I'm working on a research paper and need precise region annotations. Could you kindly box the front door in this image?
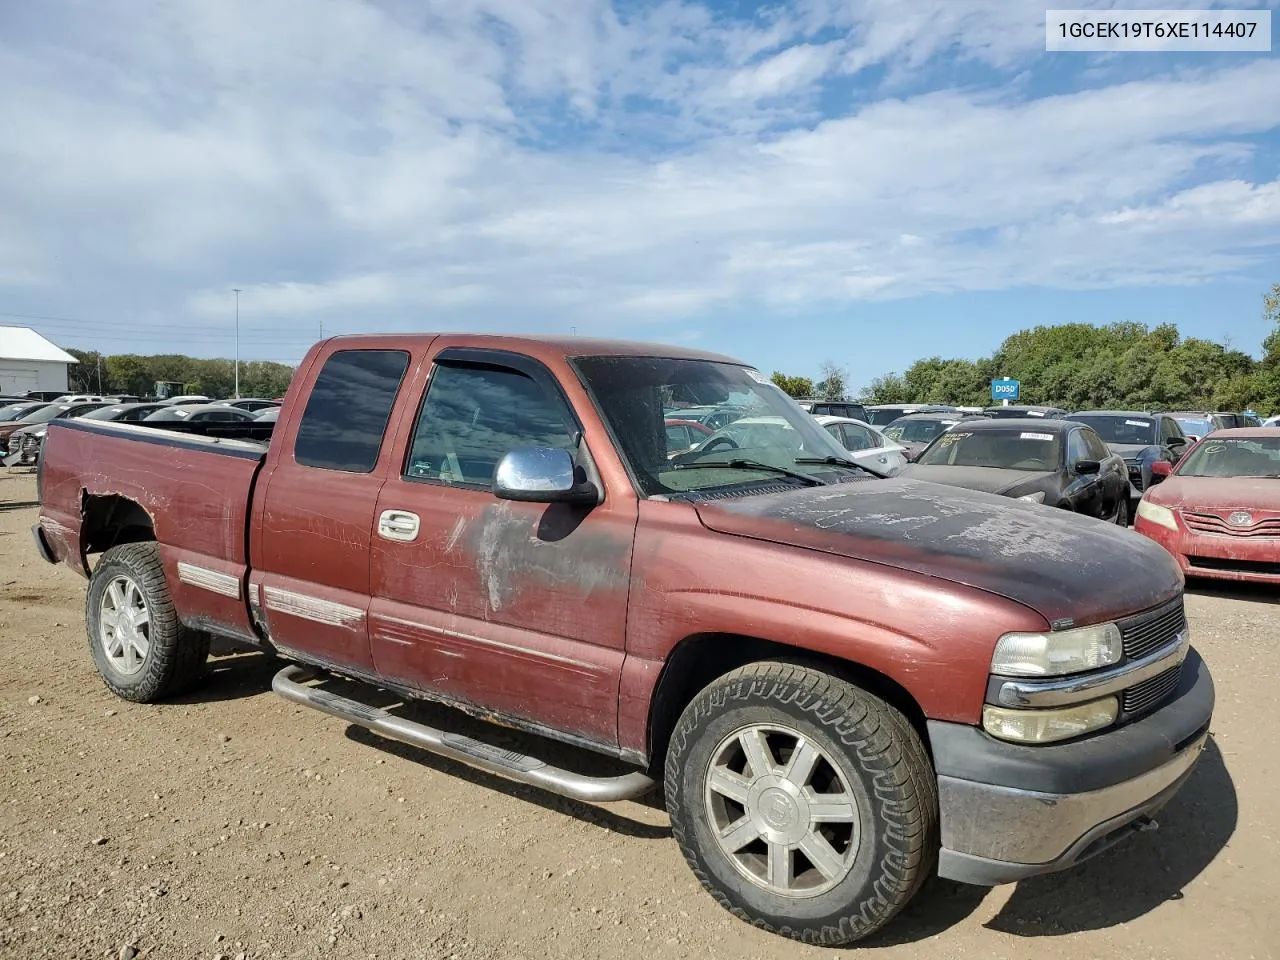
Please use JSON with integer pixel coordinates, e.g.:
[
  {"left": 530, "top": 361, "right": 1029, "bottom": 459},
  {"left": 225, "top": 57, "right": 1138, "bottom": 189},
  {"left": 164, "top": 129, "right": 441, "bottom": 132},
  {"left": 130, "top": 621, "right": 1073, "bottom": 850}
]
[{"left": 368, "top": 350, "right": 637, "bottom": 749}]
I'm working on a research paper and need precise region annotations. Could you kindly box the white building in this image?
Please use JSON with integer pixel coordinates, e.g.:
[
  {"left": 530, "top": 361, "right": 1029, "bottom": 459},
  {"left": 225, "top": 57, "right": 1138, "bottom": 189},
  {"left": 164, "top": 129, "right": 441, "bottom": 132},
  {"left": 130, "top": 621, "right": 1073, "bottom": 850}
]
[{"left": 0, "top": 326, "right": 78, "bottom": 396}]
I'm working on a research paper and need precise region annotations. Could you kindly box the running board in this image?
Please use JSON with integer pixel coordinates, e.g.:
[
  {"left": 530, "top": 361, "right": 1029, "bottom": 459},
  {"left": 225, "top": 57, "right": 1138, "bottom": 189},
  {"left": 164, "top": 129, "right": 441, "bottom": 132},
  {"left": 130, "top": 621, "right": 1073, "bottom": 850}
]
[{"left": 271, "top": 665, "right": 655, "bottom": 803}]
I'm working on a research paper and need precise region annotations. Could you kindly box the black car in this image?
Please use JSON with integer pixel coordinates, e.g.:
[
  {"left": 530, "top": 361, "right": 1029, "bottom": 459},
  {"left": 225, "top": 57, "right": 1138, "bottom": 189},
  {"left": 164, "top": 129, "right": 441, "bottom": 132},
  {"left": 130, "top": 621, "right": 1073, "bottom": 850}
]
[
  {"left": 900, "top": 418, "right": 1131, "bottom": 523},
  {"left": 982, "top": 404, "right": 1068, "bottom": 419},
  {"left": 795, "top": 399, "right": 869, "bottom": 422},
  {"left": 863, "top": 403, "right": 956, "bottom": 427},
  {"left": 880, "top": 411, "right": 988, "bottom": 460},
  {"left": 1063, "top": 410, "right": 1189, "bottom": 501},
  {"left": 3, "top": 401, "right": 113, "bottom": 466},
  {"left": 79, "top": 402, "right": 169, "bottom": 423}
]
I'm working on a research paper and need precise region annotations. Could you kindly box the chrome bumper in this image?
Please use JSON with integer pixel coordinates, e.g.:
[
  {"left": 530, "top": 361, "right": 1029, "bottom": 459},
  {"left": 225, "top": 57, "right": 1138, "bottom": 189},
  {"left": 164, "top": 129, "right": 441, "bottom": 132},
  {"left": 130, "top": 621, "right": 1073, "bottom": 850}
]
[
  {"left": 931, "top": 647, "right": 1213, "bottom": 886},
  {"left": 936, "top": 730, "right": 1206, "bottom": 884}
]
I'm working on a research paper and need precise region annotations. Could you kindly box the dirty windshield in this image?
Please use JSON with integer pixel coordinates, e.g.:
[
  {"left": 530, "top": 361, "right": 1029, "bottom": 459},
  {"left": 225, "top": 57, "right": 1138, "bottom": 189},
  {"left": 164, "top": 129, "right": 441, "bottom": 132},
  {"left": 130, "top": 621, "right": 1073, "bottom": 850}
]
[
  {"left": 1069, "top": 415, "right": 1155, "bottom": 445},
  {"left": 572, "top": 356, "right": 866, "bottom": 496},
  {"left": 916, "top": 428, "right": 1061, "bottom": 470},
  {"left": 1176, "top": 437, "right": 1280, "bottom": 478}
]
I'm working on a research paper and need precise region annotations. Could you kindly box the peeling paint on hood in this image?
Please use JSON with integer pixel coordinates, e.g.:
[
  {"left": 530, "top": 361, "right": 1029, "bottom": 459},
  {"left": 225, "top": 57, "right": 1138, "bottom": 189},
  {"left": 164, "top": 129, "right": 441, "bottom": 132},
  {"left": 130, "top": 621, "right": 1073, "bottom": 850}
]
[{"left": 695, "top": 478, "right": 1182, "bottom": 625}]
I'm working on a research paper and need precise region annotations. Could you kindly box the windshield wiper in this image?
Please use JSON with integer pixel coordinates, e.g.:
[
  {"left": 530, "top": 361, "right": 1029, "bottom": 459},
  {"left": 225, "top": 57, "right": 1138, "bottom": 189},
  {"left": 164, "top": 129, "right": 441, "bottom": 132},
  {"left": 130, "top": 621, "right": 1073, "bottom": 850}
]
[
  {"left": 673, "top": 459, "right": 827, "bottom": 486},
  {"left": 793, "top": 455, "right": 883, "bottom": 478}
]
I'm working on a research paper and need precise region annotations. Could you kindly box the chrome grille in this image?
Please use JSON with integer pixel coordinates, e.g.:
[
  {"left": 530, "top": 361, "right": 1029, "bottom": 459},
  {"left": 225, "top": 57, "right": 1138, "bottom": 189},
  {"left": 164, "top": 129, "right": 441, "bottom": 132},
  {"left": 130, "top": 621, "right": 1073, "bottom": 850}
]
[
  {"left": 1182, "top": 511, "right": 1280, "bottom": 538},
  {"left": 1118, "top": 597, "right": 1185, "bottom": 661},
  {"left": 1122, "top": 666, "right": 1182, "bottom": 715}
]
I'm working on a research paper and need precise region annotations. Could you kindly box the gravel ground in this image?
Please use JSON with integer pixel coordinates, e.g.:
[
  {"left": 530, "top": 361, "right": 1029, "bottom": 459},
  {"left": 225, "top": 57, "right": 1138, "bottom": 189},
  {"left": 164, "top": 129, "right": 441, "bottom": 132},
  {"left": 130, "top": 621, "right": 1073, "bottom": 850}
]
[{"left": 2, "top": 470, "right": 1278, "bottom": 960}]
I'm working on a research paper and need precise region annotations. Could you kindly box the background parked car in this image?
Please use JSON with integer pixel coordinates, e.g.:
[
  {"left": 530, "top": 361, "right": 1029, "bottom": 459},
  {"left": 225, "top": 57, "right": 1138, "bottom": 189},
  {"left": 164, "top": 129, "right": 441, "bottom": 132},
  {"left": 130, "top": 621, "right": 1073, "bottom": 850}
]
[
  {"left": 862, "top": 403, "right": 956, "bottom": 426},
  {"left": 212, "top": 398, "right": 280, "bottom": 412},
  {"left": 664, "top": 418, "right": 715, "bottom": 457},
  {"left": 1265, "top": 415, "right": 1280, "bottom": 428},
  {"left": 795, "top": 399, "right": 869, "bottom": 421},
  {"left": 156, "top": 395, "right": 212, "bottom": 406},
  {"left": 880, "top": 411, "right": 989, "bottom": 461},
  {"left": 3, "top": 401, "right": 113, "bottom": 466},
  {"left": 143, "top": 404, "right": 258, "bottom": 425},
  {"left": 812, "top": 415, "right": 908, "bottom": 474},
  {"left": 1135, "top": 427, "right": 1280, "bottom": 583},
  {"left": 254, "top": 406, "right": 280, "bottom": 423},
  {"left": 1064, "top": 410, "right": 1190, "bottom": 503},
  {"left": 982, "top": 404, "right": 1068, "bottom": 419},
  {"left": 79, "top": 402, "right": 168, "bottom": 423},
  {"left": 1170, "top": 415, "right": 1216, "bottom": 442},
  {"left": 900, "top": 418, "right": 1130, "bottom": 523},
  {"left": 0, "top": 401, "right": 50, "bottom": 423}
]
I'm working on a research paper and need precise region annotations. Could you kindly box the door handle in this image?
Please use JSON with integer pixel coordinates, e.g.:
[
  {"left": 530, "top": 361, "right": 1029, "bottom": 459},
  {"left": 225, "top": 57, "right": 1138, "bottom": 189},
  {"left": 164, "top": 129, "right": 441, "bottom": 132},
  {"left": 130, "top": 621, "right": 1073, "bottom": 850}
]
[{"left": 378, "top": 509, "right": 421, "bottom": 542}]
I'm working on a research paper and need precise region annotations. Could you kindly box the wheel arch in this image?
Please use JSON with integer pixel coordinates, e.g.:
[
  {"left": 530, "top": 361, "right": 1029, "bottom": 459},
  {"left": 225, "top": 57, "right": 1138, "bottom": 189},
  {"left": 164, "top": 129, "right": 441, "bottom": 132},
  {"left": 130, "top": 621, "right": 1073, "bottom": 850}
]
[
  {"left": 80, "top": 492, "right": 156, "bottom": 560},
  {"left": 644, "top": 632, "right": 931, "bottom": 774}
]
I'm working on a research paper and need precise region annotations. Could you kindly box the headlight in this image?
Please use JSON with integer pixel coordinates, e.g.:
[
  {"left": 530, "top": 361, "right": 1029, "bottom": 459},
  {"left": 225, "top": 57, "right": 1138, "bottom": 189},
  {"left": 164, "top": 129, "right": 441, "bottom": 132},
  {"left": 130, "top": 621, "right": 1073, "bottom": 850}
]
[
  {"left": 1018, "top": 491, "right": 1045, "bottom": 503},
  {"left": 1136, "top": 499, "right": 1177, "bottom": 531},
  {"left": 991, "top": 621, "right": 1122, "bottom": 677},
  {"left": 982, "top": 697, "right": 1118, "bottom": 744}
]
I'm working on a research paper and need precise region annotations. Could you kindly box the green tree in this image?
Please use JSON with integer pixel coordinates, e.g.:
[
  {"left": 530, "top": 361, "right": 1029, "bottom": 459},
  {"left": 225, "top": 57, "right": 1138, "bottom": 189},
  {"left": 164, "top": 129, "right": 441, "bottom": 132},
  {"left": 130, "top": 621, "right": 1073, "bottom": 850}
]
[
  {"left": 770, "top": 372, "right": 814, "bottom": 398},
  {"left": 859, "top": 373, "right": 910, "bottom": 403},
  {"left": 814, "top": 360, "right": 849, "bottom": 400}
]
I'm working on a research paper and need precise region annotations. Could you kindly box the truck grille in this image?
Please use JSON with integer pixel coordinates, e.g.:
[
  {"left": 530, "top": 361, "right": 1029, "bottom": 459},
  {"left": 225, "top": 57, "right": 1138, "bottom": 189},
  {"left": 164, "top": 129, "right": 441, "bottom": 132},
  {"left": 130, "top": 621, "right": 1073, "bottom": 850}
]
[
  {"left": 1182, "top": 511, "right": 1280, "bottom": 538},
  {"left": 1122, "top": 666, "right": 1182, "bottom": 715},
  {"left": 1117, "top": 596, "right": 1185, "bottom": 660}
]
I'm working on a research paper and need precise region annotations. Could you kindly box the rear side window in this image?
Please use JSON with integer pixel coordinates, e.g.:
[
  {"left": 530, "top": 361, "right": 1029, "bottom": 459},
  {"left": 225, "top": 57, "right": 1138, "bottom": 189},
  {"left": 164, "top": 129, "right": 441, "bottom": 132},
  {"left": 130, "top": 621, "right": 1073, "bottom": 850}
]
[{"left": 294, "top": 349, "right": 410, "bottom": 472}]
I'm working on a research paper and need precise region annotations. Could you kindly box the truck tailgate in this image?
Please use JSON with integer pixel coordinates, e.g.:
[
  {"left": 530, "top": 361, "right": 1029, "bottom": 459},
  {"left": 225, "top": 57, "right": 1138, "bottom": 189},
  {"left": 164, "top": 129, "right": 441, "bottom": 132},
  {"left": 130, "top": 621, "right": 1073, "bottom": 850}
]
[{"left": 38, "top": 418, "right": 267, "bottom": 642}]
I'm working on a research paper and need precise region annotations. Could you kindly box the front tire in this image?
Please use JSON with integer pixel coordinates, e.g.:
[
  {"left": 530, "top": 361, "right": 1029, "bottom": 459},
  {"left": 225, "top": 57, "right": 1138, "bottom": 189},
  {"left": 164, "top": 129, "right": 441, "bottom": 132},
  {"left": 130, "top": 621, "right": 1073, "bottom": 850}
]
[
  {"left": 664, "top": 662, "right": 937, "bottom": 946},
  {"left": 86, "top": 542, "right": 211, "bottom": 702},
  {"left": 1115, "top": 497, "right": 1130, "bottom": 526}
]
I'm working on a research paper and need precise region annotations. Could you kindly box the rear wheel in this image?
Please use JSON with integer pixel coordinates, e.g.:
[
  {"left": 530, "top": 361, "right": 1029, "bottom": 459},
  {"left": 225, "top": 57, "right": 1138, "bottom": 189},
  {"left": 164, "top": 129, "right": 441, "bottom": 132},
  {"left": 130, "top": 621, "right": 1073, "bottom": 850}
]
[
  {"left": 664, "top": 662, "right": 937, "bottom": 946},
  {"left": 86, "top": 542, "right": 210, "bottom": 702}
]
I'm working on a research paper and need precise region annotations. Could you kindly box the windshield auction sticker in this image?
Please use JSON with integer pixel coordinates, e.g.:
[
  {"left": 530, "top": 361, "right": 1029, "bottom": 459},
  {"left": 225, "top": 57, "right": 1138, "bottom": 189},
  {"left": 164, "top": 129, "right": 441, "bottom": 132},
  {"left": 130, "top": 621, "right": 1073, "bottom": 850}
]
[
  {"left": 1020, "top": 432, "right": 1055, "bottom": 441},
  {"left": 1046, "top": 10, "right": 1271, "bottom": 51}
]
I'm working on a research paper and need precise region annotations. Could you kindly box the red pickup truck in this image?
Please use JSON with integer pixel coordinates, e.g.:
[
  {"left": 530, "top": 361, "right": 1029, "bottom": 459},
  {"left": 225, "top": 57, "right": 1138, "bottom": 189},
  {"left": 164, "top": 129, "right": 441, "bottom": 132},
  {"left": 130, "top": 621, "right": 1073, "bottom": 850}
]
[{"left": 33, "top": 334, "right": 1213, "bottom": 946}]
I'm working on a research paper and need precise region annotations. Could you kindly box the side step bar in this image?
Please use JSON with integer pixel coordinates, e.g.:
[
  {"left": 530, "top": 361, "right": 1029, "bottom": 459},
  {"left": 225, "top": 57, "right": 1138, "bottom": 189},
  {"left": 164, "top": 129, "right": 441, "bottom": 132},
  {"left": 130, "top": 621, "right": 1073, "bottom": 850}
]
[{"left": 271, "top": 665, "right": 655, "bottom": 803}]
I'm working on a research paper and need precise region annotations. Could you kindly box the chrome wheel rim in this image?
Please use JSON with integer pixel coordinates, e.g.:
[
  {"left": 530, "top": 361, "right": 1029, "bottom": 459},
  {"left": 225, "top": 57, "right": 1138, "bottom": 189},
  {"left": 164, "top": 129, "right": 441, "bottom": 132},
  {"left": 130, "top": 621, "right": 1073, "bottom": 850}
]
[
  {"left": 704, "top": 723, "right": 860, "bottom": 898},
  {"left": 99, "top": 575, "right": 150, "bottom": 675}
]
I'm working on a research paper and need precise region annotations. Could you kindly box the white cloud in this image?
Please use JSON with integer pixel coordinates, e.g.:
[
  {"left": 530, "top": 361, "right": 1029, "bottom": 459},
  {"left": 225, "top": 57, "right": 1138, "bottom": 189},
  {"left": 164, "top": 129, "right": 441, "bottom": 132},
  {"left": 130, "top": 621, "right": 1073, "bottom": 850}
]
[{"left": 0, "top": 0, "right": 1277, "bottom": 356}]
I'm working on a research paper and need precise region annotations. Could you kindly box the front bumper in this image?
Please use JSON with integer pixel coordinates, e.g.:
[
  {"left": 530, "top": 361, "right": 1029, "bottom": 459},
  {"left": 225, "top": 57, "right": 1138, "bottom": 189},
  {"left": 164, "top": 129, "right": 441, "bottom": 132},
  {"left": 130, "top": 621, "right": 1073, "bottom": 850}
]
[
  {"left": 930, "top": 647, "right": 1213, "bottom": 886},
  {"left": 1136, "top": 515, "right": 1280, "bottom": 584}
]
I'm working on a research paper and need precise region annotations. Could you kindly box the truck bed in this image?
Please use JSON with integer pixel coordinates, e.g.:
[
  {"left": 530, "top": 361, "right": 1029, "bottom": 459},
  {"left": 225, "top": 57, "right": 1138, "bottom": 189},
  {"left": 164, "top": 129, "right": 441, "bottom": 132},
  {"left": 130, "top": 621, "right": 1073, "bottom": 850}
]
[{"left": 37, "top": 417, "right": 267, "bottom": 642}]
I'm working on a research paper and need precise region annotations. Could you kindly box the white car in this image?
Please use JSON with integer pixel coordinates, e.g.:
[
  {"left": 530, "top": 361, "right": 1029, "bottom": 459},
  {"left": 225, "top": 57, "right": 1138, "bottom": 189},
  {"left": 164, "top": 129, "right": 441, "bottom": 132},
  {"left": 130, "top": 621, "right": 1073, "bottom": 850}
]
[
  {"left": 1265, "top": 415, "right": 1280, "bottom": 428},
  {"left": 812, "top": 415, "right": 909, "bottom": 475}
]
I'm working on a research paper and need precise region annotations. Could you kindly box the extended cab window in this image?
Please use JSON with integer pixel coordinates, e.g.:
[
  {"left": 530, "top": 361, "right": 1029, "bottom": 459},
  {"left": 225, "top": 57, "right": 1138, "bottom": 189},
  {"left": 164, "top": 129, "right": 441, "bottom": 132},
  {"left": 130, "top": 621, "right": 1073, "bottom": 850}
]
[
  {"left": 294, "top": 349, "right": 410, "bottom": 472},
  {"left": 405, "top": 362, "right": 577, "bottom": 486}
]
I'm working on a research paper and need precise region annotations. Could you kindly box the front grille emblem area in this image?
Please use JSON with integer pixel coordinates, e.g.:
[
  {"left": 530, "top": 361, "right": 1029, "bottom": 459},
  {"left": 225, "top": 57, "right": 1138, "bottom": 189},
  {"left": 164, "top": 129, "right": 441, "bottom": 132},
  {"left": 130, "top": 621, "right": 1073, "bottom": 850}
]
[{"left": 1228, "top": 511, "right": 1253, "bottom": 527}]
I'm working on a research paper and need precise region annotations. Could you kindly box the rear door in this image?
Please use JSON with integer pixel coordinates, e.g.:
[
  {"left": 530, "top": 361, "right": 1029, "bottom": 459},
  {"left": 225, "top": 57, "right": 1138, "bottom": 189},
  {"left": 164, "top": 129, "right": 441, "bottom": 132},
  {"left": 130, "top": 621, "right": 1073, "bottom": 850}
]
[
  {"left": 367, "top": 347, "right": 637, "bottom": 749},
  {"left": 250, "top": 346, "right": 416, "bottom": 673}
]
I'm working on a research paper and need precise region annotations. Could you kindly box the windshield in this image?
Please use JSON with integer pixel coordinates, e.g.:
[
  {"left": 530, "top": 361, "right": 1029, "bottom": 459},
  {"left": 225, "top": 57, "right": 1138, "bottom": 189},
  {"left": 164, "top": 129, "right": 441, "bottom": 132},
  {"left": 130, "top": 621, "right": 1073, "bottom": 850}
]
[
  {"left": 0, "top": 403, "right": 39, "bottom": 422},
  {"left": 865, "top": 408, "right": 909, "bottom": 426},
  {"left": 1175, "top": 437, "right": 1280, "bottom": 478},
  {"left": 916, "top": 428, "right": 1062, "bottom": 470},
  {"left": 883, "top": 418, "right": 959, "bottom": 443},
  {"left": 1067, "top": 415, "right": 1155, "bottom": 445},
  {"left": 572, "top": 356, "right": 868, "bottom": 496},
  {"left": 19, "top": 404, "right": 71, "bottom": 424},
  {"left": 1173, "top": 417, "right": 1214, "bottom": 437}
]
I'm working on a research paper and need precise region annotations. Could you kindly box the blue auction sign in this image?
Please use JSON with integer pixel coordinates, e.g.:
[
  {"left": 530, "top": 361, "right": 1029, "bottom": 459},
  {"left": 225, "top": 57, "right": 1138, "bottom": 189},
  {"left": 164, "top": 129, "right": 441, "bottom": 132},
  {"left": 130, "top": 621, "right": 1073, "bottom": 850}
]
[{"left": 991, "top": 378, "right": 1020, "bottom": 402}]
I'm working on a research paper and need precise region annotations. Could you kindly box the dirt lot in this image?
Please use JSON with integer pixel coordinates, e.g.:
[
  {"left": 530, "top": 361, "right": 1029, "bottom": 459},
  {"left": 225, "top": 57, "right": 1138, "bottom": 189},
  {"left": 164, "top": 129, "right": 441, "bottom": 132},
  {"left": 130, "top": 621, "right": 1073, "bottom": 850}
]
[{"left": 2, "top": 470, "right": 1278, "bottom": 960}]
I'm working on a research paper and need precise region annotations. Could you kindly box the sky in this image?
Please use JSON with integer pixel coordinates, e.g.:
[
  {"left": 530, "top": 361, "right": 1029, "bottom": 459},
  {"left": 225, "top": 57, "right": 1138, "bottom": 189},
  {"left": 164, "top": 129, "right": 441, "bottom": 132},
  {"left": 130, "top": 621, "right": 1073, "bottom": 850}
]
[{"left": 0, "top": 0, "right": 1278, "bottom": 390}]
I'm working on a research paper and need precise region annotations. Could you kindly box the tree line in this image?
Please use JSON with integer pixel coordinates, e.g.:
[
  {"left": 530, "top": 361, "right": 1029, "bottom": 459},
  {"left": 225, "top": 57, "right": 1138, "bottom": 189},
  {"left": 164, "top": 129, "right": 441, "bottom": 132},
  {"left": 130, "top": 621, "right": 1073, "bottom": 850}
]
[
  {"left": 65, "top": 349, "right": 295, "bottom": 400},
  {"left": 772, "top": 282, "right": 1280, "bottom": 414}
]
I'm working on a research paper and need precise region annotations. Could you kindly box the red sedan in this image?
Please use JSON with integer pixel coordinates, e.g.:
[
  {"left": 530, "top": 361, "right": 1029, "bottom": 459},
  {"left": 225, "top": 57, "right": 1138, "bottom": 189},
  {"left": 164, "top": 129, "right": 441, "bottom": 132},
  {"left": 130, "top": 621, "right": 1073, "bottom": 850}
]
[{"left": 1134, "top": 427, "right": 1280, "bottom": 583}]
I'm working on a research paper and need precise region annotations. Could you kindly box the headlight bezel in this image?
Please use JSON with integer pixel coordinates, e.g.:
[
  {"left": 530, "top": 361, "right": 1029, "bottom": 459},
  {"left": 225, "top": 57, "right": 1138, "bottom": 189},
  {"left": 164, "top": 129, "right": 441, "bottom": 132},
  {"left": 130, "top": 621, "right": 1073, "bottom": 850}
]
[
  {"left": 991, "top": 621, "right": 1123, "bottom": 678},
  {"left": 1136, "top": 498, "right": 1178, "bottom": 530}
]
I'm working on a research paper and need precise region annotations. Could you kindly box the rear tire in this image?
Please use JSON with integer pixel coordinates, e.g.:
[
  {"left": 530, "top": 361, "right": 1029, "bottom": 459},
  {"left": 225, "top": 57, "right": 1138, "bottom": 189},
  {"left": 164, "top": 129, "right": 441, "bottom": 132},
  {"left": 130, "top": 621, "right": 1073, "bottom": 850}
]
[
  {"left": 664, "top": 662, "right": 937, "bottom": 946},
  {"left": 86, "top": 542, "right": 211, "bottom": 702}
]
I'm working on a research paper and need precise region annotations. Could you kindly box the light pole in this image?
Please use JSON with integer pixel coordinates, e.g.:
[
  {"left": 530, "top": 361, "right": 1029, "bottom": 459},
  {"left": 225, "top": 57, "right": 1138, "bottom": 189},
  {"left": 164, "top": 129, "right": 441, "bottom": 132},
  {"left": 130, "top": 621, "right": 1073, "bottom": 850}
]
[{"left": 232, "top": 288, "right": 241, "bottom": 399}]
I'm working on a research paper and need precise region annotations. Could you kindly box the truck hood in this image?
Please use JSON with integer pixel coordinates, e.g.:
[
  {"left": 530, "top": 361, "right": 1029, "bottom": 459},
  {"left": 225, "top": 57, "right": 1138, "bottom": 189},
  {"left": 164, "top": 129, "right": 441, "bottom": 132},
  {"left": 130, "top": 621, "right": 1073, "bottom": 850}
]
[
  {"left": 694, "top": 478, "right": 1181, "bottom": 625},
  {"left": 898, "top": 464, "right": 1056, "bottom": 496}
]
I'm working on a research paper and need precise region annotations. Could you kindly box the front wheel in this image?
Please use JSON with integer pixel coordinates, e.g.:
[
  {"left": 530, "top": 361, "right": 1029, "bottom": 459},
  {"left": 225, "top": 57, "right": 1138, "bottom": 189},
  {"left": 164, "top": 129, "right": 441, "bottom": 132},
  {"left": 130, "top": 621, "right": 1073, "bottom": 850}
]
[
  {"left": 1113, "top": 496, "right": 1130, "bottom": 526},
  {"left": 86, "top": 542, "right": 211, "bottom": 702},
  {"left": 664, "top": 662, "right": 938, "bottom": 946}
]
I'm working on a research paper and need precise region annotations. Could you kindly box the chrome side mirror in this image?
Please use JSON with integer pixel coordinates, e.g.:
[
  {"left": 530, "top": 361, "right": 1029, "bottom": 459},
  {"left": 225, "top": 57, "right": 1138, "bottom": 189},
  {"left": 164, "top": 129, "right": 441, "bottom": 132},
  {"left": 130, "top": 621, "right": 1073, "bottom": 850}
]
[{"left": 493, "top": 447, "right": 599, "bottom": 505}]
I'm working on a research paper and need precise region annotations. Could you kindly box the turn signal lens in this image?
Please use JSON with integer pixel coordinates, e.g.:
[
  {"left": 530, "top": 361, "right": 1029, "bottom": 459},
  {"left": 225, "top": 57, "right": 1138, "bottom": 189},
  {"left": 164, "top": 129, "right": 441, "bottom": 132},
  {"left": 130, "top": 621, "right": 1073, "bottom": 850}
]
[{"left": 982, "top": 697, "right": 1119, "bottom": 744}]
